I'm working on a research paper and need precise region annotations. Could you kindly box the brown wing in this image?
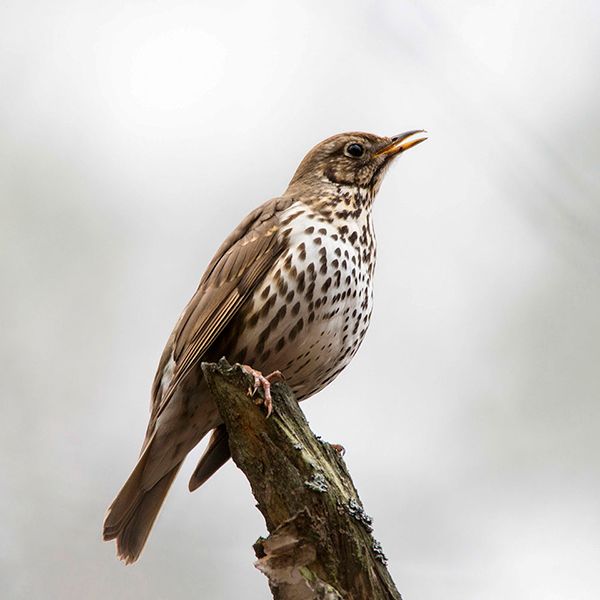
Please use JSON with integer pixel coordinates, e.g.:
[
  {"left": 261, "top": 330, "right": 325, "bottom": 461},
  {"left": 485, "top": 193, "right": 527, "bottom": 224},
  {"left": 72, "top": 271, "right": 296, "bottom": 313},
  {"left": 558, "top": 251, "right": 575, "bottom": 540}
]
[{"left": 149, "top": 196, "right": 294, "bottom": 421}]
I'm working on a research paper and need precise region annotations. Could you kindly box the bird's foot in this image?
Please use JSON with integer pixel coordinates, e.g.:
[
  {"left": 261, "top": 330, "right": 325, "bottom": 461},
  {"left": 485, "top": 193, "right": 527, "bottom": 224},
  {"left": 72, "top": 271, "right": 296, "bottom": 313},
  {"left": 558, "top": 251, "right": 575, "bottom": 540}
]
[
  {"left": 331, "top": 444, "right": 346, "bottom": 456},
  {"left": 242, "top": 365, "right": 285, "bottom": 418}
]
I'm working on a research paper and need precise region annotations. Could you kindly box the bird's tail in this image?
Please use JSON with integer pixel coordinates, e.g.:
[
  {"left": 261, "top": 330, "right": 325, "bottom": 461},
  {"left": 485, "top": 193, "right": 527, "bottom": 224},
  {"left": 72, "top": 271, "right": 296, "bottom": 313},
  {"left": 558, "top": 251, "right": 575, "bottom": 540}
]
[
  {"left": 188, "top": 425, "right": 231, "bottom": 491},
  {"left": 103, "top": 441, "right": 182, "bottom": 565}
]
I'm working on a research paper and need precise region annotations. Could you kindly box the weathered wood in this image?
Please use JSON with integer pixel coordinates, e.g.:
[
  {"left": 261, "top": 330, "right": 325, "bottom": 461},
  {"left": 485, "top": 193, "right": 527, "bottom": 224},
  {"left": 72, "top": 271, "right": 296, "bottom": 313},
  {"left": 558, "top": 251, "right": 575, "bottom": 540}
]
[{"left": 201, "top": 359, "right": 402, "bottom": 600}]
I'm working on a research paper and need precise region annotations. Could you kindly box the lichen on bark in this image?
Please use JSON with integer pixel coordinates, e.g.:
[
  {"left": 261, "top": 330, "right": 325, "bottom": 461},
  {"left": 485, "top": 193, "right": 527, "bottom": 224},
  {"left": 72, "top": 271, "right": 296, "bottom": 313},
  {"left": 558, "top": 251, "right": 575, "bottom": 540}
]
[{"left": 201, "top": 359, "right": 402, "bottom": 600}]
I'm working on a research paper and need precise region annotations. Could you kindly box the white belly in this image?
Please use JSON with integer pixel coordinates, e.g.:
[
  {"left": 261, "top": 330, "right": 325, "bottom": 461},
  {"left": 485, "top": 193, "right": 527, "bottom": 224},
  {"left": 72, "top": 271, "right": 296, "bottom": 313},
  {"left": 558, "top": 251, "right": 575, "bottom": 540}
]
[{"left": 233, "top": 202, "right": 376, "bottom": 400}]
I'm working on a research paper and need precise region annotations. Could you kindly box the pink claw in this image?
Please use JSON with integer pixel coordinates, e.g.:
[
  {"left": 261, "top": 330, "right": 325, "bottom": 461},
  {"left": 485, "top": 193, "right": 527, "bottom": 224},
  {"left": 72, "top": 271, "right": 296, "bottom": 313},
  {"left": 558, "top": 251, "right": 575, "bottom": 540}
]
[
  {"left": 241, "top": 366, "right": 284, "bottom": 417},
  {"left": 331, "top": 444, "right": 346, "bottom": 456}
]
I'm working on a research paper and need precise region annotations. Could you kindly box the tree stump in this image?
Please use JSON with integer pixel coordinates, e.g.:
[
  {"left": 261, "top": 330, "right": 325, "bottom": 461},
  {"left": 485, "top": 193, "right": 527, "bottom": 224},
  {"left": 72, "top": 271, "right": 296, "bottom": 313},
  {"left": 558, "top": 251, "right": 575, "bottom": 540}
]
[{"left": 201, "top": 358, "right": 402, "bottom": 600}]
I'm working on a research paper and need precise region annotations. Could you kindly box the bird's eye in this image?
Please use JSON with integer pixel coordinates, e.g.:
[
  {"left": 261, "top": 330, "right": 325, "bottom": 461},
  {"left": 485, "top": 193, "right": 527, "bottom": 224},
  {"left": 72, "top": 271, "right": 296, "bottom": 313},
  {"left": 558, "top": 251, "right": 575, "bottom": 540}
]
[{"left": 346, "top": 143, "right": 364, "bottom": 158}]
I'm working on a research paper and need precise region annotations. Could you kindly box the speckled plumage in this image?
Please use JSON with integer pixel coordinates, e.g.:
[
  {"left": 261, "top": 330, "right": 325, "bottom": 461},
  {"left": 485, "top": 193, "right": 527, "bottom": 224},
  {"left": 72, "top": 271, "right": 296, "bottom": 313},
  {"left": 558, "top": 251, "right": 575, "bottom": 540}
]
[
  {"left": 103, "top": 130, "right": 426, "bottom": 564},
  {"left": 218, "top": 198, "right": 376, "bottom": 400}
]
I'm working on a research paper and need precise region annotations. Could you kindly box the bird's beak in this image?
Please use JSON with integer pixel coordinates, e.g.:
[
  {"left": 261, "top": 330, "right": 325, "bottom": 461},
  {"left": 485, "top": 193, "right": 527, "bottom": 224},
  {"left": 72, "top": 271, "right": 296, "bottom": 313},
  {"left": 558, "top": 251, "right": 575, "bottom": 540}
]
[{"left": 373, "top": 130, "right": 428, "bottom": 158}]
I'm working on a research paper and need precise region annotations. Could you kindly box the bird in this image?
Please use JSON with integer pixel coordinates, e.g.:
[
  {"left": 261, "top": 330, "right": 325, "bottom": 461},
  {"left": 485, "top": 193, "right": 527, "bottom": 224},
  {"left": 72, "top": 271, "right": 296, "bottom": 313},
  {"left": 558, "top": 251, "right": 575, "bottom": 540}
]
[{"left": 103, "top": 129, "right": 427, "bottom": 564}]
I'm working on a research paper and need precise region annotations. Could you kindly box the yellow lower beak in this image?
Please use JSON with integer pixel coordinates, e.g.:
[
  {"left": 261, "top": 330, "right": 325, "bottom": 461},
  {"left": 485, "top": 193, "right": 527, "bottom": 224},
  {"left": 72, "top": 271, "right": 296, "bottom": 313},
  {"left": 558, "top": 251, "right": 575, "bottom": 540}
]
[{"left": 373, "top": 130, "right": 428, "bottom": 158}]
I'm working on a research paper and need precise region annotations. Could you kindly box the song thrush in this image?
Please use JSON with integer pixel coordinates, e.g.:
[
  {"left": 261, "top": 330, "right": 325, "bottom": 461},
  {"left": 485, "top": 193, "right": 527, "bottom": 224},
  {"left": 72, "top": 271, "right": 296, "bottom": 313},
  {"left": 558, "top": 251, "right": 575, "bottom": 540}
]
[{"left": 103, "top": 130, "right": 427, "bottom": 563}]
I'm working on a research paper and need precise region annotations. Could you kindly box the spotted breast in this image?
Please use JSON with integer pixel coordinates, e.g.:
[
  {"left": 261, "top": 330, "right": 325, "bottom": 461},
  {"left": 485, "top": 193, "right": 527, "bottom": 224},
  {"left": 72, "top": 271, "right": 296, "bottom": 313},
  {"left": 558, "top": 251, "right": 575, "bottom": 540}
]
[{"left": 224, "top": 198, "right": 376, "bottom": 400}]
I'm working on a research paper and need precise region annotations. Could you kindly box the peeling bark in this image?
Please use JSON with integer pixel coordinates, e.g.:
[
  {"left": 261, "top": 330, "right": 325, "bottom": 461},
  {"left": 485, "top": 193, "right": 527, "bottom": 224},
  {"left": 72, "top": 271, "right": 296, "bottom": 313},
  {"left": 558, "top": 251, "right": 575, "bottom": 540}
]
[{"left": 202, "top": 359, "right": 402, "bottom": 600}]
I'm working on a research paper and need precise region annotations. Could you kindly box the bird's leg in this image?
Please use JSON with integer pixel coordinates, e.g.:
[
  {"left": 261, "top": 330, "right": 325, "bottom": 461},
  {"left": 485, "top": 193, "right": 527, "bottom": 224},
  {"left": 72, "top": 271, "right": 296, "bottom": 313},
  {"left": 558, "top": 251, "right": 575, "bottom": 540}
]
[
  {"left": 241, "top": 365, "right": 285, "bottom": 417},
  {"left": 331, "top": 444, "right": 346, "bottom": 455}
]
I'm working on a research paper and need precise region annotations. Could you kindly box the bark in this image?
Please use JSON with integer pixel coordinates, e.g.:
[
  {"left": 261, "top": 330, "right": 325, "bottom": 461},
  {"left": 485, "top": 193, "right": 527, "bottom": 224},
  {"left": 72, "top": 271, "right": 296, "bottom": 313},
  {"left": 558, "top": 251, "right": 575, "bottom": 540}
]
[{"left": 201, "top": 359, "right": 402, "bottom": 600}]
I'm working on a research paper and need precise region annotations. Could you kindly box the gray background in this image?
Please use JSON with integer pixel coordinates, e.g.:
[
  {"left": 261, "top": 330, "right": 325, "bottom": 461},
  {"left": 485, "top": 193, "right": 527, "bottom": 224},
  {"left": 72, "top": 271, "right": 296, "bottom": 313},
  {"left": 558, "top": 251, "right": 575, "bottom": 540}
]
[{"left": 2, "top": 1, "right": 600, "bottom": 598}]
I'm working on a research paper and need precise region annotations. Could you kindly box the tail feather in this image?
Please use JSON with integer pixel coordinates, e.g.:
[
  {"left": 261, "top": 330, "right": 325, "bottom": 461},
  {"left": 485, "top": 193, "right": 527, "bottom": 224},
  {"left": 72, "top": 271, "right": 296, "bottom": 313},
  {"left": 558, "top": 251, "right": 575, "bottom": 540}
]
[
  {"left": 104, "top": 423, "right": 229, "bottom": 562},
  {"left": 109, "top": 466, "right": 181, "bottom": 564},
  {"left": 103, "top": 438, "right": 182, "bottom": 564},
  {"left": 188, "top": 425, "right": 231, "bottom": 492}
]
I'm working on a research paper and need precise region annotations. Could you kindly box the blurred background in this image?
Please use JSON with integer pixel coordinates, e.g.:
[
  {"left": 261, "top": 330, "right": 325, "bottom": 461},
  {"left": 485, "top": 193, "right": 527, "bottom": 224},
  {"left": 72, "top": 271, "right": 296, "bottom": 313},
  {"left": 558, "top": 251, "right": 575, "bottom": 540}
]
[{"left": 2, "top": 1, "right": 599, "bottom": 598}]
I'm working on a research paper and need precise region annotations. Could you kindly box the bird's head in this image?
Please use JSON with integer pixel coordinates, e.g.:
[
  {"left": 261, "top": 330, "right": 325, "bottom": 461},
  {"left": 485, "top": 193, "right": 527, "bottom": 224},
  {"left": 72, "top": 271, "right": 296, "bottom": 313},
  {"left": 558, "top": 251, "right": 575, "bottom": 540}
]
[{"left": 285, "top": 130, "right": 427, "bottom": 199}]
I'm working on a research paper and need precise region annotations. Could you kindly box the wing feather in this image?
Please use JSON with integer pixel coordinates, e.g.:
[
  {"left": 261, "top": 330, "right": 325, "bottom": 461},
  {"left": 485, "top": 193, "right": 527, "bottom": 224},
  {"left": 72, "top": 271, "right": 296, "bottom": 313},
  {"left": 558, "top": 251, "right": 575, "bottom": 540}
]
[{"left": 150, "top": 196, "right": 294, "bottom": 420}]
